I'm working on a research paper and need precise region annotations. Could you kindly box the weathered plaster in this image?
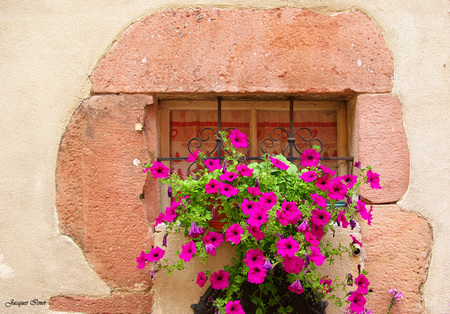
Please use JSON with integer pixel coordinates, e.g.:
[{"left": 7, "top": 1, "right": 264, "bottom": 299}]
[{"left": 0, "top": 1, "right": 448, "bottom": 313}]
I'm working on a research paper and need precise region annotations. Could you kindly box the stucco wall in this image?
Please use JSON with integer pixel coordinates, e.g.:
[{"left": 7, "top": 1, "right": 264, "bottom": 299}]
[{"left": 0, "top": 1, "right": 448, "bottom": 313}]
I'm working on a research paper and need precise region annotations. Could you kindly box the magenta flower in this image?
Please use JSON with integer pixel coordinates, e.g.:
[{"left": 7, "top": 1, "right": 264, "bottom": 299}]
[
  {"left": 270, "top": 156, "right": 289, "bottom": 170},
  {"left": 247, "top": 206, "right": 268, "bottom": 227},
  {"left": 248, "top": 186, "right": 261, "bottom": 196},
  {"left": 247, "top": 225, "right": 265, "bottom": 241},
  {"left": 259, "top": 191, "right": 277, "bottom": 210},
  {"left": 262, "top": 258, "right": 273, "bottom": 271},
  {"left": 348, "top": 292, "right": 366, "bottom": 312},
  {"left": 150, "top": 161, "right": 169, "bottom": 179},
  {"left": 189, "top": 221, "right": 206, "bottom": 238},
  {"left": 248, "top": 265, "right": 267, "bottom": 284},
  {"left": 320, "top": 276, "right": 333, "bottom": 293},
  {"left": 179, "top": 240, "right": 197, "bottom": 262},
  {"left": 311, "top": 193, "right": 327, "bottom": 208},
  {"left": 219, "top": 182, "right": 239, "bottom": 197},
  {"left": 310, "top": 222, "right": 325, "bottom": 240},
  {"left": 337, "top": 211, "right": 349, "bottom": 228},
  {"left": 237, "top": 164, "right": 253, "bottom": 177},
  {"left": 301, "top": 148, "right": 321, "bottom": 168},
  {"left": 196, "top": 271, "right": 207, "bottom": 288},
  {"left": 240, "top": 198, "right": 259, "bottom": 216},
  {"left": 164, "top": 204, "right": 178, "bottom": 223},
  {"left": 136, "top": 251, "right": 149, "bottom": 269},
  {"left": 389, "top": 289, "right": 404, "bottom": 302},
  {"left": 357, "top": 200, "right": 373, "bottom": 225},
  {"left": 339, "top": 175, "right": 358, "bottom": 189},
  {"left": 300, "top": 170, "right": 317, "bottom": 182},
  {"left": 220, "top": 171, "right": 238, "bottom": 182},
  {"left": 297, "top": 220, "right": 310, "bottom": 233},
  {"left": 304, "top": 232, "right": 320, "bottom": 247},
  {"left": 328, "top": 179, "right": 348, "bottom": 200},
  {"left": 203, "top": 231, "right": 223, "bottom": 248},
  {"left": 282, "top": 256, "right": 305, "bottom": 274},
  {"left": 320, "top": 165, "right": 336, "bottom": 177},
  {"left": 355, "top": 274, "right": 370, "bottom": 294},
  {"left": 367, "top": 169, "right": 382, "bottom": 189},
  {"left": 310, "top": 209, "right": 331, "bottom": 227},
  {"left": 210, "top": 270, "right": 230, "bottom": 290},
  {"left": 315, "top": 175, "right": 331, "bottom": 191},
  {"left": 350, "top": 235, "right": 363, "bottom": 247},
  {"left": 225, "top": 223, "right": 244, "bottom": 244},
  {"left": 204, "top": 159, "right": 222, "bottom": 171},
  {"left": 225, "top": 300, "right": 245, "bottom": 314},
  {"left": 244, "top": 249, "right": 265, "bottom": 267},
  {"left": 288, "top": 279, "right": 305, "bottom": 294},
  {"left": 154, "top": 212, "right": 165, "bottom": 227},
  {"left": 230, "top": 129, "right": 248, "bottom": 148},
  {"left": 147, "top": 246, "right": 165, "bottom": 262},
  {"left": 205, "top": 178, "right": 220, "bottom": 194},
  {"left": 309, "top": 246, "right": 326, "bottom": 266},
  {"left": 277, "top": 236, "right": 300, "bottom": 257},
  {"left": 142, "top": 167, "right": 149, "bottom": 173},
  {"left": 205, "top": 243, "right": 216, "bottom": 256},
  {"left": 186, "top": 149, "right": 200, "bottom": 162},
  {"left": 276, "top": 210, "right": 290, "bottom": 226}
]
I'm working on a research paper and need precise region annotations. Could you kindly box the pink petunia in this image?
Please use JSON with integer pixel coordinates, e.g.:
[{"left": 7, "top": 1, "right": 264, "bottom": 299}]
[
  {"left": 147, "top": 246, "right": 165, "bottom": 262},
  {"left": 205, "top": 243, "right": 216, "bottom": 256},
  {"left": 310, "top": 209, "right": 331, "bottom": 227},
  {"left": 244, "top": 249, "right": 265, "bottom": 267},
  {"left": 366, "top": 169, "right": 382, "bottom": 189},
  {"left": 348, "top": 292, "right": 366, "bottom": 313},
  {"left": 196, "top": 272, "right": 207, "bottom": 288},
  {"left": 259, "top": 191, "right": 277, "bottom": 210},
  {"left": 315, "top": 175, "right": 331, "bottom": 192},
  {"left": 309, "top": 246, "right": 326, "bottom": 266},
  {"left": 288, "top": 279, "right": 305, "bottom": 294},
  {"left": 136, "top": 251, "right": 149, "bottom": 269},
  {"left": 337, "top": 211, "right": 349, "bottom": 228},
  {"left": 189, "top": 221, "right": 206, "bottom": 238},
  {"left": 219, "top": 182, "right": 239, "bottom": 197},
  {"left": 248, "top": 265, "right": 267, "bottom": 284},
  {"left": 247, "top": 225, "right": 265, "bottom": 241},
  {"left": 270, "top": 156, "right": 289, "bottom": 170},
  {"left": 355, "top": 274, "right": 370, "bottom": 294},
  {"left": 164, "top": 204, "right": 178, "bottom": 223},
  {"left": 219, "top": 171, "right": 238, "bottom": 182},
  {"left": 225, "top": 300, "right": 245, "bottom": 314},
  {"left": 203, "top": 231, "right": 223, "bottom": 248},
  {"left": 301, "top": 148, "right": 321, "bottom": 168},
  {"left": 248, "top": 186, "right": 261, "bottom": 196},
  {"left": 311, "top": 193, "right": 327, "bottom": 208},
  {"left": 237, "top": 164, "right": 253, "bottom": 177},
  {"left": 320, "top": 276, "right": 333, "bottom": 293},
  {"left": 350, "top": 235, "right": 363, "bottom": 247},
  {"left": 357, "top": 200, "right": 373, "bottom": 225},
  {"left": 179, "top": 240, "right": 197, "bottom": 262},
  {"left": 282, "top": 256, "right": 305, "bottom": 274},
  {"left": 230, "top": 129, "right": 248, "bottom": 148},
  {"left": 247, "top": 206, "right": 268, "bottom": 227},
  {"left": 304, "top": 232, "right": 320, "bottom": 247},
  {"left": 310, "top": 222, "right": 325, "bottom": 240},
  {"left": 205, "top": 178, "right": 220, "bottom": 194},
  {"left": 328, "top": 179, "right": 348, "bottom": 200},
  {"left": 154, "top": 212, "right": 165, "bottom": 227},
  {"left": 204, "top": 159, "right": 222, "bottom": 171},
  {"left": 339, "top": 175, "right": 358, "bottom": 189},
  {"left": 225, "top": 223, "right": 244, "bottom": 244},
  {"left": 300, "top": 170, "right": 317, "bottom": 183},
  {"left": 186, "top": 149, "right": 200, "bottom": 163},
  {"left": 210, "top": 270, "right": 230, "bottom": 290},
  {"left": 297, "top": 220, "right": 310, "bottom": 233},
  {"left": 276, "top": 236, "right": 300, "bottom": 257},
  {"left": 320, "top": 165, "right": 336, "bottom": 177},
  {"left": 240, "top": 198, "right": 259, "bottom": 216},
  {"left": 150, "top": 161, "right": 170, "bottom": 179}
]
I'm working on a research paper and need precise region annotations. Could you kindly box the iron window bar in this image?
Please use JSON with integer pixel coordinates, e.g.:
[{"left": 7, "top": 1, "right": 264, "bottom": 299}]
[{"left": 157, "top": 97, "right": 353, "bottom": 172}]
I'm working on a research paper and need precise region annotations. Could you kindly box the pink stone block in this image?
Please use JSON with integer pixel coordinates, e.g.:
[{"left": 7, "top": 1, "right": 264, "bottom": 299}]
[
  {"left": 354, "top": 94, "right": 410, "bottom": 203},
  {"left": 361, "top": 205, "right": 432, "bottom": 313},
  {"left": 90, "top": 8, "right": 393, "bottom": 94},
  {"left": 56, "top": 94, "right": 157, "bottom": 289}
]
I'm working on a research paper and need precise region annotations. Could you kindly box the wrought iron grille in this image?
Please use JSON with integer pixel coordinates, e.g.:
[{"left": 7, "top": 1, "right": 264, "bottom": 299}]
[{"left": 157, "top": 97, "right": 353, "bottom": 172}]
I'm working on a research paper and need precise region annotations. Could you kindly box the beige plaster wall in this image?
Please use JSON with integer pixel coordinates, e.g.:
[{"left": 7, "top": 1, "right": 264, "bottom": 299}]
[{"left": 0, "top": 0, "right": 448, "bottom": 313}]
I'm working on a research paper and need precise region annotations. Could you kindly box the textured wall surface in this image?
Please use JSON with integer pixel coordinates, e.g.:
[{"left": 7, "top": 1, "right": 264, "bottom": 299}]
[{"left": 0, "top": 1, "right": 448, "bottom": 313}]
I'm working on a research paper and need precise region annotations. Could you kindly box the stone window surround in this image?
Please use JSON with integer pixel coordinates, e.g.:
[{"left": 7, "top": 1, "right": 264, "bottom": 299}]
[{"left": 50, "top": 8, "right": 430, "bottom": 314}]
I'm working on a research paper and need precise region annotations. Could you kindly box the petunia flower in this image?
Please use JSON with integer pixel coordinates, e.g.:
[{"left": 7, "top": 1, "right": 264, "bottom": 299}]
[
  {"left": 348, "top": 291, "right": 366, "bottom": 313},
  {"left": 311, "top": 193, "right": 327, "bottom": 208},
  {"left": 205, "top": 243, "right": 216, "bottom": 256},
  {"left": 310, "top": 222, "right": 325, "bottom": 240},
  {"left": 350, "top": 235, "right": 363, "bottom": 247},
  {"left": 300, "top": 170, "right": 317, "bottom": 182},
  {"left": 339, "top": 175, "right": 358, "bottom": 189},
  {"left": 337, "top": 211, "right": 349, "bottom": 228},
  {"left": 219, "top": 182, "right": 239, "bottom": 197},
  {"left": 282, "top": 201, "right": 302, "bottom": 223},
  {"left": 237, "top": 164, "right": 253, "bottom": 177},
  {"left": 147, "top": 246, "right": 165, "bottom": 262},
  {"left": 186, "top": 149, "right": 200, "bottom": 163},
  {"left": 301, "top": 148, "right": 321, "bottom": 168},
  {"left": 320, "top": 165, "right": 336, "bottom": 177},
  {"left": 225, "top": 223, "right": 244, "bottom": 244},
  {"left": 288, "top": 279, "right": 305, "bottom": 294},
  {"left": 142, "top": 167, "right": 149, "bottom": 173},
  {"left": 136, "top": 251, "right": 149, "bottom": 269},
  {"left": 247, "top": 206, "right": 269, "bottom": 227},
  {"left": 262, "top": 258, "right": 273, "bottom": 271},
  {"left": 320, "top": 276, "right": 333, "bottom": 293},
  {"left": 205, "top": 179, "right": 220, "bottom": 194},
  {"left": 259, "top": 191, "right": 277, "bottom": 210},
  {"left": 355, "top": 274, "right": 370, "bottom": 294},
  {"left": 230, "top": 129, "right": 248, "bottom": 148},
  {"left": 179, "top": 240, "right": 197, "bottom": 262},
  {"left": 366, "top": 169, "right": 382, "bottom": 189},
  {"left": 203, "top": 231, "right": 223, "bottom": 248},
  {"left": 309, "top": 246, "right": 326, "bottom": 266},
  {"left": 247, "top": 186, "right": 261, "bottom": 196},
  {"left": 163, "top": 204, "right": 178, "bottom": 223},
  {"left": 297, "top": 220, "right": 310, "bottom": 233},
  {"left": 349, "top": 219, "right": 357, "bottom": 230},
  {"left": 356, "top": 200, "right": 373, "bottom": 225},
  {"left": 304, "top": 232, "right": 320, "bottom": 247},
  {"left": 244, "top": 249, "right": 265, "bottom": 267},
  {"left": 196, "top": 272, "right": 207, "bottom": 288},
  {"left": 248, "top": 265, "right": 267, "bottom": 284},
  {"left": 210, "top": 270, "right": 230, "bottom": 290},
  {"left": 219, "top": 171, "right": 238, "bottom": 182},
  {"left": 204, "top": 159, "right": 222, "bottom": 171},
  {"left": 315, "top": 175, "right": 331, "bottom": 191},
  {"left": 276, "top": 236, "right": 300, "bottom": 257},
  {"left": 389, "top": 289, "right": 403, "bottom": 303},
  {"left": 247, "top": 225, "right": 265, "bottom": 241},
  {"left": 328, "top": 179, "right": 348, "bottom": 200},
  {"left": 189, "top": 221, "right": 206, "bottom": 238},
  {"left": 154, "top": 212, "right": 165, "bottom": 227},
  {"left": 310, "top": 209, "right": 331, "bottom": 227},
  {"left": 150, "top": 161, "right": 169, "bottom": 179},
  {"left": 282, "top": 256, "right": 305, "bottom": 274},
  {"left": 241, "top": 198, "right": 259, "bottom": 216},
  {"left": 270, "top": 156, "right": 289, "bottom": 170},
  {"left": 225, "top": 300, "right": 245, "bottom": 314},
  {"left": 162, "top": 233, "right": 168, "bottom": 247}
]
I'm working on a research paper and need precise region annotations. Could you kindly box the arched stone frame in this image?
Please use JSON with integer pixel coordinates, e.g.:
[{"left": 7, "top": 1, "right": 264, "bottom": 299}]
[{"left": 50, "top": 8, "right": 431, "bottom": 313}]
